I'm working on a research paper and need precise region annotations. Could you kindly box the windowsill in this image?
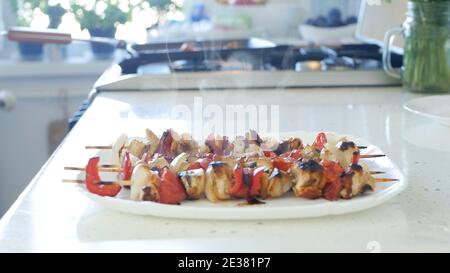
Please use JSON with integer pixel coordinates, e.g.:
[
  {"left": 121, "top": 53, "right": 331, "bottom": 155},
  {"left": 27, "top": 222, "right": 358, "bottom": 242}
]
[{"left": 0, "top": 57, "right": 114, "bottom": 79}]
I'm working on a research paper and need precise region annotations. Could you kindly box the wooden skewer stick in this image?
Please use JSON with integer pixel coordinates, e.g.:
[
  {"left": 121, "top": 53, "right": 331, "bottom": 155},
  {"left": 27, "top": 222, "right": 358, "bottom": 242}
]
[
  {"left": 360, "top": 154, "right": 386, "bottom": 159},
  {"left": 64, "top": 166, "right": 123, "bottom": 172},
  {"left": 370, "top": 171, "right": 386, "bottom": 175},
  {"left": 374, "top": 178, "right": 399, "bottom": 183},
  {"left": 85, "top": 145, "right": 113, "bottom": 149},
  {"left": 63, "top": 179, "right": 131, "bottom": 187},
  {"left": 85, "top": 145, "right": 130, "bottom": 149}
]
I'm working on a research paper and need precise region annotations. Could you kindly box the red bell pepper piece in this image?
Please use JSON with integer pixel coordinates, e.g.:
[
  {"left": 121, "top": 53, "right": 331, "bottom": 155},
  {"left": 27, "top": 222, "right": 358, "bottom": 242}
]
[
  {"left": 187, "top": 161, "right": 202, "bottom": 171},
  {"left": 158, "top": 168, "right": 187, "bottom": 205},
  {"left": 198, "top": 158, "right": 212, "bottom": 170},
  {"left": 289, "top": 150, "right": 303, "bottom": 160},
  {"left": 352, "top": 151, "right": 360, "bottom": 165},
  {"left": 272, "top": 157, "right": 293, "bottom": 172},
  {"left": 230, "top": 165, "right": 247, "bottom": 198},
  {"left": 321, "top": 160, "right": 344, "bottom": 201},
  {"left": 250, "top": 167, "right": 265, "bottom": 197},
  {"left": 120, "top": 151, "right": 133, "bottom": 181},
  {"left": 280, "top": 149, "right": 303, "bottom": 161},
  {"left": 313, "top": 132, "right": 327, "bottom": 151},
  {"left": 85, "top": 157, "right": 122, "bottom": 197},
  {"left": 156, "top": 129, "right": 174, "bottom": 158},
  {"left": 187, "top": 158, "right": 212, "bottom": 171},
  {"left": 263, "top": 150, "right": 277, "bottom": 159}
]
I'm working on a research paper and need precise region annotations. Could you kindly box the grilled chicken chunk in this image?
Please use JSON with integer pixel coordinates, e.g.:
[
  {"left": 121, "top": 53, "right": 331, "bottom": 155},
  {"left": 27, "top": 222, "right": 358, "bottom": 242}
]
[
  {"left": 130, "top": 163, "right": 160, "bottom": 201},
  {"left": 205, "top": 162, "right": 234, "bottom": 202},
  {"left": 291, "top": 160, "right": 325, "bottom": 199},
  {"left": 148, "top": 156, "right": 170, "bottom": 172},
  {"left": 274, "top": 137, "right": 303, "bottom": 155},
  {"left": 214, "top": 155, "right": 237, "bottom": 169},
  {"left": 340, "top": 164, "right": 375, "bottom": 199},
  {"left": 260, "top": 168, "right": 291, "bottom": 199},
  {"left": 321, "top": 141, "right": 359, "bottom": 169},
  {"left": 128, "top": 138, "right": 149, "bottom": 159},
  {"left": 178, "top": 168, "right": 206, "bottom": 200}
]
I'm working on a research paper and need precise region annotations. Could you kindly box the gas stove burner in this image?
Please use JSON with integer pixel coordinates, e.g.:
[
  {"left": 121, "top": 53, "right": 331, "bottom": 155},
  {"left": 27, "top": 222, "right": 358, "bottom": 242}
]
[
  {"left": 118, "top": 41, "right": 402, "bottom": 75},
  {"left": 321, "top": 56, "right": 356, "bottom": 71},
  {"left": 299, "top": 47, "right": 337, "bottom": 60},
  {"left": 170, "top": 60, "right": 221, "bottom": 72}
]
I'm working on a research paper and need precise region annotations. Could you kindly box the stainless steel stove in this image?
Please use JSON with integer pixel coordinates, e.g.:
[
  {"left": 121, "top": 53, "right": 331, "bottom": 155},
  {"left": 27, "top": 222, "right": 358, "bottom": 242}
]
[{"left": 93, "top": 41, "right": 402, "bottom": 92}]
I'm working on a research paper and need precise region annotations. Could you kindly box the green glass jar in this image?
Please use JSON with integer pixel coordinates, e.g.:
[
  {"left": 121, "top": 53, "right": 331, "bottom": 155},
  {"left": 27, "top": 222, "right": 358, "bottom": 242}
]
[{"left": 384, "top": 1, "right": 450, "bottom": 93}]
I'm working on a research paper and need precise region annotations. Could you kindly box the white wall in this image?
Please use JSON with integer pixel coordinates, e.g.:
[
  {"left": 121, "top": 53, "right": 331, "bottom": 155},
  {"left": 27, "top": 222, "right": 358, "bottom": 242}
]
[{"left": 0, "top": 75, "right": 98, "bottom": 217}]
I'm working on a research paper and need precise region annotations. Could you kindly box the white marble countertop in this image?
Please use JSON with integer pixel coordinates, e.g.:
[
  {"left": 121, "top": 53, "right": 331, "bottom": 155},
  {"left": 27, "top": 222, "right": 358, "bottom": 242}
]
[{"left": 1, "top": 87, "right": 449, "bottom": 252}]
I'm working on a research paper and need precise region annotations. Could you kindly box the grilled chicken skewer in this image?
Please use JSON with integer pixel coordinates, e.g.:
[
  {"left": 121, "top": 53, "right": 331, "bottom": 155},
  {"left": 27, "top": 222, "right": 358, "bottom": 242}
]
[
  {"left": 86, "top": 130, "right": 384, "bottom": 163},
  {"left": 72, "top": 130, "right": 395, "bottom": 204}
]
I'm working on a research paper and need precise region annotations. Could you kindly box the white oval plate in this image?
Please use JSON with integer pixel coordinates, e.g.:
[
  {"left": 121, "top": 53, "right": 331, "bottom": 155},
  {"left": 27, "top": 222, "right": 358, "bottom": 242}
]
[
  {"left": 79, "top": 132, "right": 407, "bottom": 220},
  {"left": 404, "top": 95, "right": 450, "bottom": 126}
]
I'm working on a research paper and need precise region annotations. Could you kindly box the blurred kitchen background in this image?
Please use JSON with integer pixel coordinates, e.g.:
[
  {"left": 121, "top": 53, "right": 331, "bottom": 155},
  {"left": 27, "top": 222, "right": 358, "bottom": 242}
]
[{"left": 0, "top": 0, "right": 364, "bottom": 216}]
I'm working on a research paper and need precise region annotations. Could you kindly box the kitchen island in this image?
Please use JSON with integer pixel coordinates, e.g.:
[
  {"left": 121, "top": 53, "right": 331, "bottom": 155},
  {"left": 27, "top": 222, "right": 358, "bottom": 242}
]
[{"left": 1, "top": 87, "right": 449, "bottom": 252}]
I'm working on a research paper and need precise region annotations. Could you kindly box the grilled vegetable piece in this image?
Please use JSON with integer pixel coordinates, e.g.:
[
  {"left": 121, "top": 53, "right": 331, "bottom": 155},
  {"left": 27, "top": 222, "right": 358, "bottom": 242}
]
[
  {"left": 205, "top": 162, "right": 234, "bottom": 202},
  {"left": 112, "top": 134, "right": 128, "bottom": 165},
  {"left": 178, "top": 168, "right": 206, "bottom": 200},
  {"left": 205, "top": 134, "right": 233, "bottom": 156},
  {"left": 321, "top": 160, "right": 344, "bottom": 201},
  {"left": 119, "top": 151, "right": 133, "bottom": 181},
  {"left": 312, "top": 132, "right": 327, "bottom": 151},
  {"left": 145, "top": 129, "right": 160, "bottom": 157},
  {"left": 158, "top": 168, "right": 187, "bottom": 204},
  {"left": 291, "top": 160, "right": 325, "bottom": 199},
  {"left": 175, "top": 133, "right": 199, "bottom": 155},
  {"left": 187, "top": 157, "right": 212, "bottom": 171},
  {"left": 170, "top": 152, "right": 189, "bottom": 173},
  {"left": 272, "top": 157, "right": 293, "bottom": 172},
  {"left": 156, "top": 129, "right": 178, "bottom": 160},
  {"left": 85, "top": 157, "right": 122, "bottom": 197}
]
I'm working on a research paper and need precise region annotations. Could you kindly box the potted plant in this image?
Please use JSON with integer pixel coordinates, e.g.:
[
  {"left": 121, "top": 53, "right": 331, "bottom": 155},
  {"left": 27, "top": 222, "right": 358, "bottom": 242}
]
[
  {"left": 46, "top": 4, "right": 67, "bottom": 60},
  {"left": 70, "top": 1, "right": 130, "bottom": 59},
  {"left": 47, "top": 4, "right": 66, "bottom": 29},
  {"left": 9, "top": 0, "right": 48, "bottom": 60},
  {"left": 383, "top": 0, "right": 450, "bottom": 93}
]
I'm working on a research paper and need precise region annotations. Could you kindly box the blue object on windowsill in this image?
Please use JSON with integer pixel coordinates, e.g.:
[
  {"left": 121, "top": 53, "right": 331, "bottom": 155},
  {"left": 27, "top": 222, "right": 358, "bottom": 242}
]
[
  {"left": 190, "top": 3, "right": 210, "bottom": 22},
  {"left": 18, "top": 42, "right": 44, "bottom": 61},
  {"left": 88, "top": 27, "right": 116, "bottom": 60}
]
